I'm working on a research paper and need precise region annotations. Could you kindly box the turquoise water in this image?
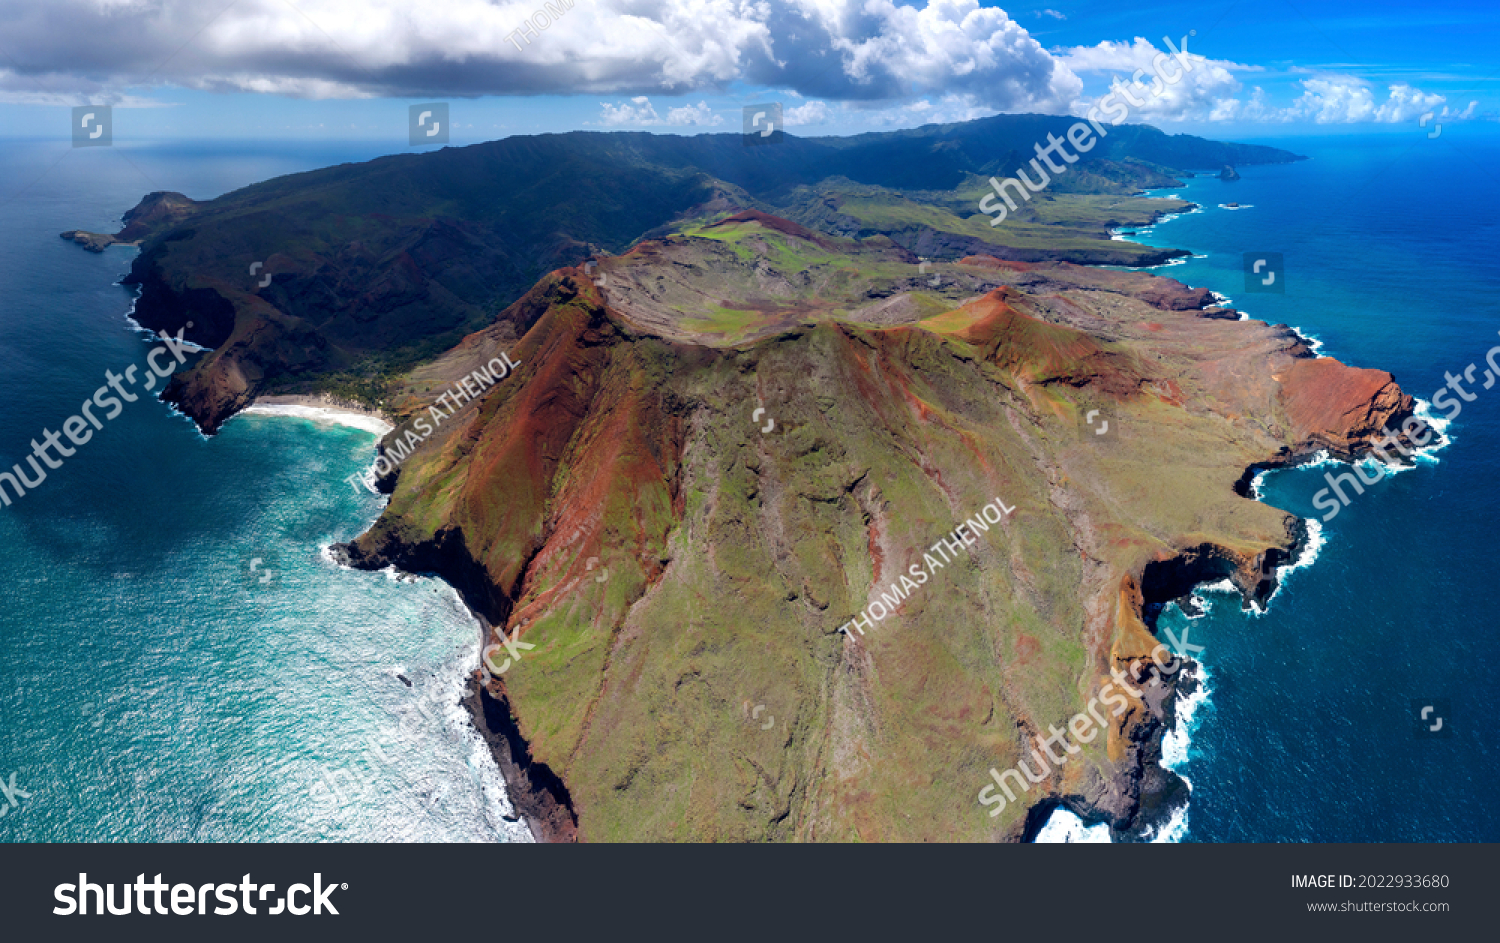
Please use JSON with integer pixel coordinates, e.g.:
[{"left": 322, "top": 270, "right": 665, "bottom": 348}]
[
  {"left": 0, "top": 141, "right": 527, "bottom": 842},
  {"left": 4, "top": 132, "right": 1497, "bottom": 843},
  {"left": 1127, "top": 131, "right": 1500, "bottom": 841}
]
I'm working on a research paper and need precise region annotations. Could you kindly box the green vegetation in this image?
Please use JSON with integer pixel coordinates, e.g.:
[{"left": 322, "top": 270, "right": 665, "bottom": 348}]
[
  {"left": 781, "top": 178, "right": 1190, "bottom": 264},
  {"left": 116, "top": 114, "right": 1299, "bottom": 430},
  {"left": 106, "top": 116, "right": 1325, "bottom": 841}
]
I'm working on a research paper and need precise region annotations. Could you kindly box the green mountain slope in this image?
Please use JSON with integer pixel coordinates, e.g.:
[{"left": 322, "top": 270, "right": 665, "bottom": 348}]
[
  {"left": 334, "top": 217, "right": 1412, "bottom": 842},
  {"left": 71, "top": 116, "right": 1301, "bottom": 432}
]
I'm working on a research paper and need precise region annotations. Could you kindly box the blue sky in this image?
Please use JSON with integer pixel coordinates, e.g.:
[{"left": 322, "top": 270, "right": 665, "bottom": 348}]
[{"left": 0, "top": 0, "right": 1496, "bottom": 144}]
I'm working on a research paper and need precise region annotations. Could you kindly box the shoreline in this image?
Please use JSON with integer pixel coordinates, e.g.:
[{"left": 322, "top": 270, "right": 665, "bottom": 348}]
[
  {"left": 1048, "top": 175, "right": 1447, "bottom": 843},
  {"left": 318, "top": 553, "right": 557, "bottom": 843},
  {"left": 269, "top": 399, "right": 557, "bottom": 840},
  {"left": 240, "top": 394, "right": 395, "bottom": 436},
  {"left": 1035, "top": 182, "right": 1219, "bottom": 844},
  {"left": 1034, "top": 179, "right": 1337, "bottom": 844},
  {"left": 322, "top": 548, "right": 575, "bottom": 843}
]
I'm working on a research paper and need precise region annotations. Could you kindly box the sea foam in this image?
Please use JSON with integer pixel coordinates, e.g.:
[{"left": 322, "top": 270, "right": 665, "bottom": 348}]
[
  {"left": 1033, "top": 809, "right": 1112, "bottom": 843},
  {"left": 241, "top": 403, "right": 394, "bottom": 436}
]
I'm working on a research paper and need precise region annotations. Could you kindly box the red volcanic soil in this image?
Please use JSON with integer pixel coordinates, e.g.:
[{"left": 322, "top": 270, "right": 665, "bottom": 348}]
[
  {"left": 928, "top": 289, "right": 1140, "bottom": 395},
  {"left": 1279, "top": 355, "right": 1414, "bottom": 453}
]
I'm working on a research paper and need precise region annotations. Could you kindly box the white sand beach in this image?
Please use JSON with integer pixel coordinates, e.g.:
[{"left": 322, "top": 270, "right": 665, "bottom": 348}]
[{"left": 240, "top": 395, "right": 394, "bottom": 436}]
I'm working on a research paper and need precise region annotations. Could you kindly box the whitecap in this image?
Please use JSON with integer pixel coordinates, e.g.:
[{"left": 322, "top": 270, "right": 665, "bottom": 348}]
[
  {"left": 1165, "top": 593, "right": 1212, "bottom": 620},
  {"left": 1410, "top": 398, "right": 1454, "bottom": 462},
  {"left": 1163, "top": 664, "right": 1208, "bottom": 771},
  {"left": 1287, "top": 326, "right": 1328, "bottom": 357},
  {"left": 1145, "top": 662, "right": 1211, "bottom": 843},
  {"left": 1249, "top": 468, "right": 1268, "bottom": 500},
  {"left": 1033, "top": 809, "right": 1112, "bottom": 843},
  {"left": 1248, "top": 518, "right": 1326, "bottom": 615},
  {"left": 1296, "top": 448, "right": 1339, "bottom": 470},
  {"left": 1146, "top": 804, "right": 1190, "bottom": 843},
  {"left": 241, "top": 403, "right": 394, "bottom": 436}
]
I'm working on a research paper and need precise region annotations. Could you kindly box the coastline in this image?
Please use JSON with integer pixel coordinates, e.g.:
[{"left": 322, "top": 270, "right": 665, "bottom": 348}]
[
  {"left": 461, "top": 663, "right": 579, "bottom": 844},
  {"left": 250, "top": 383, "right": 569, "bottom": 842},
  {"left": 1043, "top": 175, "right": 1445, "bottom": 843},
  {"left": 1031, "top": 186, "right": 1228, "bottom": 843},
  {"left": 256, "top": 393, "right": 557, "bottom": 840},
  {"left": 240, "top": 394, "right": 395, "bottom": 436}
]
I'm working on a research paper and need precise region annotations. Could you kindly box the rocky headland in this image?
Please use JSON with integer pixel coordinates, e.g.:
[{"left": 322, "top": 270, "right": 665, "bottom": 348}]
[
  {"left": 64, "top": 120, "right": 1354, "bottom": 841},
  {"left": 321, "top": 224, "right": 1412, "bottom": 841}
]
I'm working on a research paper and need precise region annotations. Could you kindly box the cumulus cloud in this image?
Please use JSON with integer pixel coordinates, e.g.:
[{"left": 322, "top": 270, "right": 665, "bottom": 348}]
[
  {"left": 664, "top": 100, "right": 725, "bottom": 126},
  {"left": 599, "top": 97, "right": 662, "bottom": 126},
  {"left": 598, "top": 97, "right": 722, "bottom": 126},
  {"left": 784, "top": 100, "right": 832, "bottom": 126},
  {"left": 1292, "top": 78, "right": 1440, "bottom": 123},
  {"left": 750, "top": 0, "right": 1082, "bottom": 110},
  {"left": 1058, "top": 38, "right": 1470, "bottom": 127},
  {"left": 0, "top": 0, "right": 1081, "bottom": 112},
  {"left": 1213, "top": 77, "right": 1465, "bottom": 124},
  {"left": 1060, "top": 37, "right": 1253, "bottom": 123},
  {"left": 0, "top": 0, "right": 1472, "bottom": 131}
]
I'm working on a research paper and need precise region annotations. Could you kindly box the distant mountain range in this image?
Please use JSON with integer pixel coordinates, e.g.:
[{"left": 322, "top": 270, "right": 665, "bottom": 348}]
[{"left": 63, "top": 114, "right": 1301, "bottom": 431}]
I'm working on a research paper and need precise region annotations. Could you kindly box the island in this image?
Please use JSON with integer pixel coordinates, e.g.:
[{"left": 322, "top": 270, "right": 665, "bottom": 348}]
[{"left": 64, "top": 116, "right": 1403, "bottom": 844}]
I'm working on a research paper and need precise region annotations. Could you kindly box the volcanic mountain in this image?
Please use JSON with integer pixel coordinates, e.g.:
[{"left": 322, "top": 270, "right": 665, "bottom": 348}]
[
  {"left": 61, "top": 120, "right": 1383, "bottom": 842},
  {"left": 328, "top": 215, "right": 1411, "bottom": 841}
]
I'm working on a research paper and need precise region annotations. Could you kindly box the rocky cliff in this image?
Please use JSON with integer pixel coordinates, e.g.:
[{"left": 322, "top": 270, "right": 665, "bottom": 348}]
[
  {"left": 66, "top": 119, "right": 1301, "bottom": 433},
  {"left": 331, "top": 217, "right": 1413, "bottom": 841}
]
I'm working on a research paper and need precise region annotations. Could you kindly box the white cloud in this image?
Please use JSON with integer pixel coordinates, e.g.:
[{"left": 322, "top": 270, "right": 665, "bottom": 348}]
[
  {"left": 0, "top": 0, "right": 1476, "bottom": 132},
  {"left": 663, "top": 101, "right": 725, "bottom": 126},
  {"left": 598, "top": 97, "right": 723, "bottom": 126},
  {"left": 1060, "top": 37, "right": 1253, "bottom": 123},
  {"left": 784, "top": 100, "right": 831, "bottom": 126},
  {"left": 1057, "top": 38, "right": 1470, "bottom": 127},
  {"left": 599, "top": 96, "right": 662, "bottom": 126},
  {"left": 779, "top": 0, "right": 1082, "bottom": 110},
  {"left": 0, "top": 0, "right": 1082, "bottom": 112},
  {"left": 1212, "top": 77, "right": 1460, "bottom": 124}
]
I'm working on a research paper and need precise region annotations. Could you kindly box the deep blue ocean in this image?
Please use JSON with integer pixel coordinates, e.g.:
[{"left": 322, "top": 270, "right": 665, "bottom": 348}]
[
  {"left": 1115, "top": 130, "right": 1500, "bottom": 842},
  {"left": 0, "top": 140, "right": 528, "bottom": 842},
  {"left": 1, "top": 130, "right": 1496, "bottom": 842}
]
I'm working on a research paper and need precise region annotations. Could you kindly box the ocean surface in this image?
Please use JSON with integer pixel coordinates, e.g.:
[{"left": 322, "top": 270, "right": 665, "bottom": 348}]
[
  {"left": 1043, "top": 129, "right": 1500, "bottom": 842},
  {"left": 3, "top": 131, "right": 1497, "bottom": 844},
  {"left": 0, "top": 139, "right": 529, "bottom": 842}
]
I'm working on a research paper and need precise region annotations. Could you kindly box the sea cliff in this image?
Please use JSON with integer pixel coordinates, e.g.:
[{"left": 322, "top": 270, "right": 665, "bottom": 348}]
[{"left": 322, "top": 224, "right": 1414, "bottom": 840}]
